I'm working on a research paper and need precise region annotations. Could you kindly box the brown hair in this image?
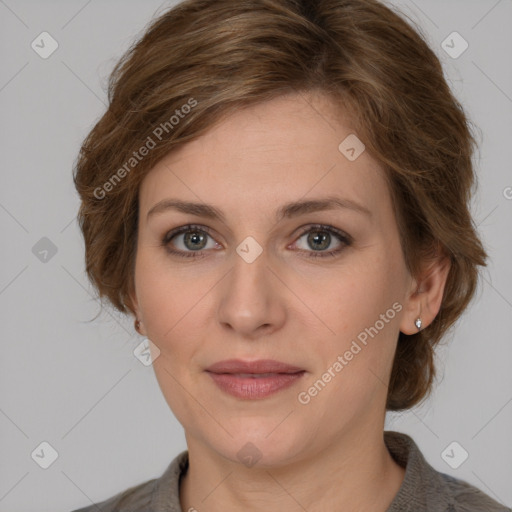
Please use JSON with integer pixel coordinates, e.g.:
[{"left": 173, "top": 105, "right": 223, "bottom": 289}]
[{"left": 73, "top": 0, "right": 488, "bottom": 411}]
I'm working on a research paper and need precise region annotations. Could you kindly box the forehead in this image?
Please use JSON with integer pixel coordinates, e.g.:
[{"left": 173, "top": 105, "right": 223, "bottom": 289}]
[{"left": 139, "top": 92, "right": 391, "bottom": 225}]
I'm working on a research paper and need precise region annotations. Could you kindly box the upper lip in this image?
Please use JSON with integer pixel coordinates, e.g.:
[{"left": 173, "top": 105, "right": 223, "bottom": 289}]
[{"left": 205, "top": 359, "right": 304, "bottom": 374}]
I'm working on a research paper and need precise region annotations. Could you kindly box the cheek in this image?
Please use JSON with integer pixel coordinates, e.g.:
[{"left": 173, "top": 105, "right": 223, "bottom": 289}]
[
  {"left": 135, "top": 250, "right": 186, "bottom": 340},
  {"left": 316, "top": 256, "right": 404, "bottom": 379},
  {"left": 134, "top": 249, "right": 212, "bottom": 373},
  {"left": 299, "top": 269, "right": 402, "bottom": 426},
  {"left": 135, "top": 253, "right": 202, "bottom": 422},
  {"left": 325, "top": 265, "right": 398, "bottom": 334}
]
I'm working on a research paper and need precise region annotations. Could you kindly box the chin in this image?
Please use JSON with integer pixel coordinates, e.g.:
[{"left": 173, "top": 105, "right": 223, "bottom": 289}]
[{"left": 205, "top": 422, "right": 311, "bottom": 469}]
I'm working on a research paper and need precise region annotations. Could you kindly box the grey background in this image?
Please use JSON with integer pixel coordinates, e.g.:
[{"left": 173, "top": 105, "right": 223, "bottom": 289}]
[{"left": 0, "top": 0, "right": 511, "bottom": 510}]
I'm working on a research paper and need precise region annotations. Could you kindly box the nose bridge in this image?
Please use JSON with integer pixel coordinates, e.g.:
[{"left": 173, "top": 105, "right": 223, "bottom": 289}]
[
  {"left": 228, "top": 239, "right": 271, "bottom": 307},
  {"left": 226, "top": 230, "right": 268, "bottom": 285},
  {"left": 217, "top": 238, "right": 285, "bottom": 335}
]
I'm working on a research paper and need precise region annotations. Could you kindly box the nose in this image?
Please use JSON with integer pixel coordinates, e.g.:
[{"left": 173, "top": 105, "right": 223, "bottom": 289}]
[{"left": 216, "top": 248, "right": 287, "bottom": 339}]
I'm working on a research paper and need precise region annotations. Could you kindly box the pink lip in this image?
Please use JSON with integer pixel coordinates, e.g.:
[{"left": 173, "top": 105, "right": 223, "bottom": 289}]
[{"left": 205, "top": 359, "right": 306, "bottom": 399}]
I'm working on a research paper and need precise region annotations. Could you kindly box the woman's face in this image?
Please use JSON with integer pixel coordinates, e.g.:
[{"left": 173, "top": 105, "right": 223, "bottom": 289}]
[{"left": 131, "top": 91, "right": 420, "bottom": 466}]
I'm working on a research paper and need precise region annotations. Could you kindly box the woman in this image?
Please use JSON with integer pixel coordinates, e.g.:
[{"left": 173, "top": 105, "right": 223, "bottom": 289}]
[{"left": 71, "top": 0, "right": 510, "bottom": 510}]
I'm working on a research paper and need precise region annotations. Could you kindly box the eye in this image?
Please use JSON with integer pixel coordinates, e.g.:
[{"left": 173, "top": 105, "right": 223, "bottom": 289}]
[
  {"left": 292, "top": 224, "right": 352, "bottom": 258},
  {"left": 162, "top": 224, "right": 219, "bottom": 258},
  {"left": 162, "top": 224, "right": 352, "bottom": 259}
]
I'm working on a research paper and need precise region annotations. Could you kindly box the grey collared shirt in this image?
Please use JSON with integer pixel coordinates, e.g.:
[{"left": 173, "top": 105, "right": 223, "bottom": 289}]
[{"left": 71, "top": 431, "right": 511, "bottom": 511}]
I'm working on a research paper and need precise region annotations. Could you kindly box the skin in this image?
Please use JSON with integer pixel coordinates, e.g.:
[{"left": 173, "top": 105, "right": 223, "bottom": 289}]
[{"left": 129, "top": 90, "right": 450, "bottom": 511}]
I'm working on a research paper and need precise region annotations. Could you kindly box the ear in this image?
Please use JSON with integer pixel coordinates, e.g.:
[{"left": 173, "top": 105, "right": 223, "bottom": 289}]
[
  {"left": 399, "top": 249, "right": 451, "bottom": 335},
  {"left": 127, "top": 287, "right": 147, "bottom": 336}
]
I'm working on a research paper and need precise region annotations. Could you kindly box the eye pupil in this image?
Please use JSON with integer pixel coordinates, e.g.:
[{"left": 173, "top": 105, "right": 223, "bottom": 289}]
[
  {"left": 308, "top": 231, "right": 330, "bottom": 251},
  {"left": 184, "top": 231, "right": 207, "bottom": 250}
]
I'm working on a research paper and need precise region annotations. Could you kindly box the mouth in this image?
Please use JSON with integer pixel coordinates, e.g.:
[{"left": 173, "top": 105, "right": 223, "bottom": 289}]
[
  {"left": 205, "top": 359, "right": 305, "bottom": 374},
  {"left": 205, "top": 359, "right": 306, "bottom": 399}
]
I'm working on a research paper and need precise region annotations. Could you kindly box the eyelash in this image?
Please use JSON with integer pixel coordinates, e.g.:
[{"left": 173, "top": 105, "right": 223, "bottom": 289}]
[{"left": 161, "top": 224, "right": 352, "bottom": 259}]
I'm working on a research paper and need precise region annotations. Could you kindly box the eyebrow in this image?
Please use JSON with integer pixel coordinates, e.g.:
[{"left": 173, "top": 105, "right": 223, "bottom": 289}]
[{"left": 146, "top": 196, "right": 372, "bottom": 222}]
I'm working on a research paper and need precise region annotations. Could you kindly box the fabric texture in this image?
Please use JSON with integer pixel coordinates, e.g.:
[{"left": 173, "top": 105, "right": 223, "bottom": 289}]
[{"left": 71, "top": 430, "right": 510, "bottom": 512}]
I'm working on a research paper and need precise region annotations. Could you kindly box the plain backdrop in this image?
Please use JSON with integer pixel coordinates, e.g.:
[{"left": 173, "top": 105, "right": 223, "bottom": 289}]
[{"left": 0, "top": 0, "right": 511, "bottom": 510}]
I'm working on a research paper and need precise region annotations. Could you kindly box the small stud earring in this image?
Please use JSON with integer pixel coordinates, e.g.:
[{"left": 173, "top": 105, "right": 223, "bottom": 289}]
[
  {"left": 415, "top": 318, "right": 422, "bottom": 331},
  {"left": 134, "top": 319, "right": 142, "bottom": 334}
]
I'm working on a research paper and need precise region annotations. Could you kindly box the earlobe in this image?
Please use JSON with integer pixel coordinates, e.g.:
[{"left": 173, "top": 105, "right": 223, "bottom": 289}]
[{"left": 134, "top": 318, "right": 145, "bottom": 335}]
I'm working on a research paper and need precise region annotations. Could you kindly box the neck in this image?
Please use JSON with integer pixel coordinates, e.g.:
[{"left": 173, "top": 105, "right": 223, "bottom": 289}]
[{"left": 179, "top": 426, "right": 405, "bottom": 512}]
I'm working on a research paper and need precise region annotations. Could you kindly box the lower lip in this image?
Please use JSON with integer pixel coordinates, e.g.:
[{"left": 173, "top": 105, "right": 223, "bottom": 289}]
[{"left": 206, "top": 371, "right": 305, "bottom": 399}]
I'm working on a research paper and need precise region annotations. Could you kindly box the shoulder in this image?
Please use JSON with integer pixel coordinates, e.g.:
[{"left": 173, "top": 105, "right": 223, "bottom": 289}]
[
  {"left": 70, "top": 478, "right": 156, "bottom": 512},
  {"left": 69, "top": 450, "right": 189, "bottom": 512},
  {"left": 384, "top": 431, "right": 511, "bottom": 512},
  {"left": 439, "top": 472, "right": 511, "bottom": 512}
]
